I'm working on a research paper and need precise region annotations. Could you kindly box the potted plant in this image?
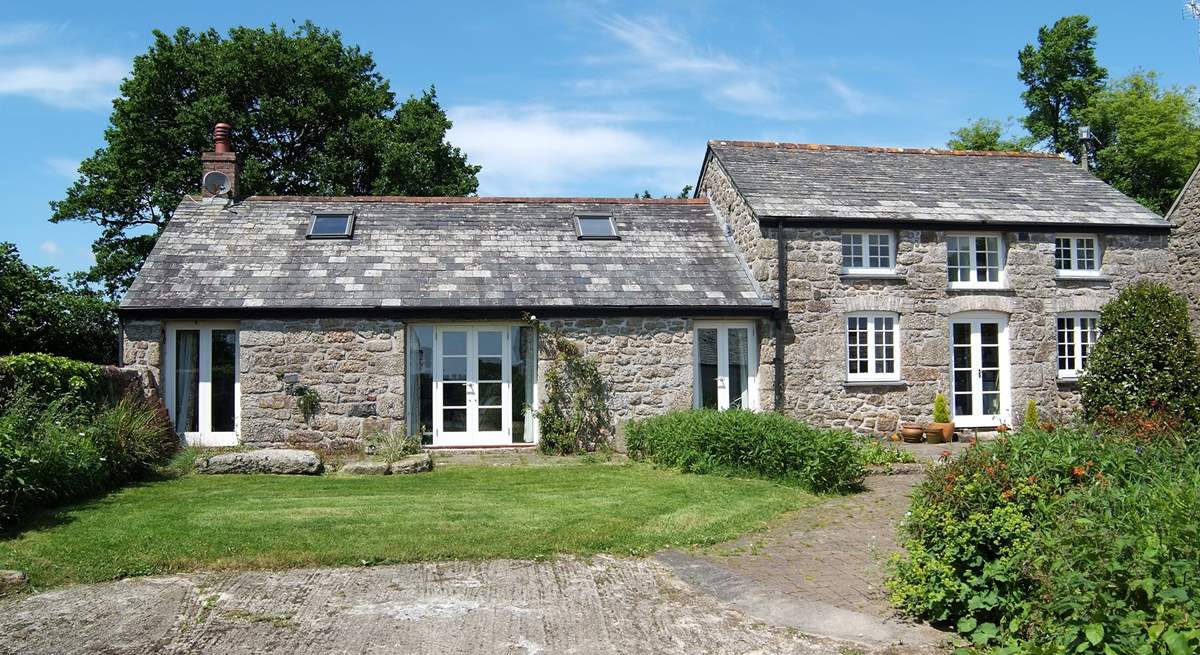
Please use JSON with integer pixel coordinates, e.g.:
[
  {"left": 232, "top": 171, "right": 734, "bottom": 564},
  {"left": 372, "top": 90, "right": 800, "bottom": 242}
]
[
  {"left": 929, "top": 392, "right": 954, "bottom": 443},
  {"left": 900, "top": 422, "right": 925, "bottom": 443}
]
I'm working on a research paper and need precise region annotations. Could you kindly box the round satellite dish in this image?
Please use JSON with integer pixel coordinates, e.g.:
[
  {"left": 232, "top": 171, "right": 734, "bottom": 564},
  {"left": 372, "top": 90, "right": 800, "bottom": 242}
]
[{"left": 202, "top": 170, "right": 230, "bottom": 195}]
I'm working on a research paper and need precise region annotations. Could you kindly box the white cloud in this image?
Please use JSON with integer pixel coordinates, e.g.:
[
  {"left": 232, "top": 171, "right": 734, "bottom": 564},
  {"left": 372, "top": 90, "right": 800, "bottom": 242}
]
[
  {"left": 45, "top": 157, "right": 80, "bottom": 179},
  {"left": 825, "top": 75, "right": 893, "bottom": 116},
  {"left": 0, "top": 22, "right": 56, "bottom": 49},
  {"left": 0, "top": 57, "right": 126, "bottom": 110},
  {"left": 38, "top": 240, "right": 62, "bottom": 256},
  {"left": 584, "top": 14, "right": 823, "bottom": 121},
  {"left": 448, "top": 104, "right": 697, "bottom": 195}
]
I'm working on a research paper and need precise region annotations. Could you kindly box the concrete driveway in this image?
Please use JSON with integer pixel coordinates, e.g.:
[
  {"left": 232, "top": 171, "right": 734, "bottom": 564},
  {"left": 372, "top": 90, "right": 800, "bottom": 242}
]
[{"left": 0, "top": 556, "right": 882, "bottom": 655}]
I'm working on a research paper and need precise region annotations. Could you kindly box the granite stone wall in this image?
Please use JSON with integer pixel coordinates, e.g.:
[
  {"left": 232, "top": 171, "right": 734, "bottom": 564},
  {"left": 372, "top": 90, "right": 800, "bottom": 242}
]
[
  {"left": 541, "top": 316, "right": 772, "bottom": 428},
  {"left": 1169, "top": 165, "right": 1200, "bottom": 330},
  {"left": 238, "top": 319, "right": 405, "bottom": 449},
  {"left": 700, "top": 157, "right": 1171, "bottom": 433}
]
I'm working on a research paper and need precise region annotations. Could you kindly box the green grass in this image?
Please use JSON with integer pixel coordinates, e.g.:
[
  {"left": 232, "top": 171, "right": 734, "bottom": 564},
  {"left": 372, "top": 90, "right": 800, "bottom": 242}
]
[{"left": 0, "top": 462, "right": 812, "bottom": 588}]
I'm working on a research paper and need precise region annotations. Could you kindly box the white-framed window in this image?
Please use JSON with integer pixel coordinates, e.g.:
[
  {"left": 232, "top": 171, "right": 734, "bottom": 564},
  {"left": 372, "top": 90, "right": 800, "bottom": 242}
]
[
  {"left": 1055, "top": 235, "right": 1102, "bottom": 276},
  {"left": 1056, "top": 313, "right": 1100, "bottom": 379},
  {"left": 946, "top": 234, "right": 1005, "bottom": 288},
  {"left": 163, "top": 321, "right": 240, "bottom": 447},
  {"left": 845, "top": 312, "right": 900, "bottom": 382},
  {"left": 694, "top": 321, "right": 759, "bottom": 410},
  {"left": 841, "top": 231, "right": 895, "bottom": 274}
]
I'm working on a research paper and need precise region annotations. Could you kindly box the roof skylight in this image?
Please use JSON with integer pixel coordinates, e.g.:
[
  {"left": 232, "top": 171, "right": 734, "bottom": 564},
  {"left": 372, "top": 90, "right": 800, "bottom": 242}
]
[
  {"left": 575, "top": 215, "right": 619, "bottom": 240},
  {"left": 307, "top": 213, "right": 354, "bottom": 239}
]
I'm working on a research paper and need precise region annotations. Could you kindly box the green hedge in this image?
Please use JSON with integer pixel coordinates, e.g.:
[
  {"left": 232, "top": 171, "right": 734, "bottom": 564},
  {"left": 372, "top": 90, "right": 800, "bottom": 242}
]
[
  {"left": 0, "top": 353, "right": 109, "bottom": 411},
  {"left": 0, "top": 355, "right": 174, "bottom": 531},
  {"left": 624, "top": 409, "right": 864, "bottom": 494},
  {"left": 887, "top": 427, "right": 1200, "bottom": 653}
]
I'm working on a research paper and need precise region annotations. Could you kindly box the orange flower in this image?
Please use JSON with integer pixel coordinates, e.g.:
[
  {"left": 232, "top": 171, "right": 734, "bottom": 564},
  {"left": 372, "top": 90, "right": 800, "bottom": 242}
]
[
  {"left": 985, "top": 466, "right": 995, "bottom": 475},
  {"left": 1000, "top": 489, "right": 1014, "bottom": 501},
  {"left": 1027, "top": 475, "right": 1037, "bottom": 484},
  {"left": 1072, "top": 466, "right": 1086, "bottom": 477}
]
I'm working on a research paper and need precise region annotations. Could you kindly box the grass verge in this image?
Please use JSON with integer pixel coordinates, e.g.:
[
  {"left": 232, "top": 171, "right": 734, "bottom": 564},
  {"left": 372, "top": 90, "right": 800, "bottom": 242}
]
[{"left": 1, "top": 461, "right": 812, "bottom": 588}]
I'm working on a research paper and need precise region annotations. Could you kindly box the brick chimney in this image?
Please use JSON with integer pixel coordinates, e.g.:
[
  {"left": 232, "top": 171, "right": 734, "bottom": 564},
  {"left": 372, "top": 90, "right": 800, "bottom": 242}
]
[{"left": 201, "top": 123, "right": 240, "bottom": 198}]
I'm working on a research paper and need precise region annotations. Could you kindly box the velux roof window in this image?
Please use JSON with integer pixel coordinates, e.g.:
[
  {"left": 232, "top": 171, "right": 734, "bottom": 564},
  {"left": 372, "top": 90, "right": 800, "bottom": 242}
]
[
  {"left": 307, "top": 213, "right": 355, "bottom": 239},
  {"left": 575, "top": 214, "right": 619, "bottom": 240}
]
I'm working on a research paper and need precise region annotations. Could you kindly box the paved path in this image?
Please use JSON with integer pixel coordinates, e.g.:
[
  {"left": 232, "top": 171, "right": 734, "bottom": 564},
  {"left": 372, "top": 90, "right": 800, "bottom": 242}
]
[
  {"left": 1, "top": 557, "right": 870, "bottom": 655},
  {"left": 658, "top": 472, "right": 947, "bottom": 650}
]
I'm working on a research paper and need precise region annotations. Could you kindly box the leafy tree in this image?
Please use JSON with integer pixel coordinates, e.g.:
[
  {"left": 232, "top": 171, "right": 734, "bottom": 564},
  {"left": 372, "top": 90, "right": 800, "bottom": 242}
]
[
  {"left": 1082, "top": 72, "right": 1200, "bottom": 214},
  {"left": 947, "top": 118, "right": 1036, "bottom": 152},
  {"left": 1017, "top": 15, "right": 1107, "bottom": 156},
  {"left": 51, "top": 22, "right": 480, "bottom": 294},
  {"left": 0, "top": 244, "right": 117, "bottom": 364},
  {"left": 1080, "top": 281, "right": 1200, "bottom": 424}
]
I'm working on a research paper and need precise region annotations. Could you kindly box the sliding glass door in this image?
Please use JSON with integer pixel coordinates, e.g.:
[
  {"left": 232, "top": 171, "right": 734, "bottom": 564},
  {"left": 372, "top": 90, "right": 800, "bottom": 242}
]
[{"left": 164, "top": 322, "right": 240, "bottom": 446}]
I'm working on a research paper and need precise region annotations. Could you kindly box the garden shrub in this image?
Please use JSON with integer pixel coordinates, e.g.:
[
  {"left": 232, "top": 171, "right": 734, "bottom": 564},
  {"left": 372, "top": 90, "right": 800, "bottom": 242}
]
[
  {"left": 364, "top": 429, "right": 422, "bottom": 462},
  {"left": 0, "top": 352, "right": 108, "bottom": 411},
  {"left": 0, "top": 386, "right": 174, "bottom": 531},
  {"left": 1080, "top": 281, "right": 1200, "bottom": 425},
  {"left": 624, "top": 409, "right": 864, "bottom": 494},
  {"left": 887, "top": 427, "right": 1200, "bottom": 653},
  {"left": 531, "top": 318, "right": 612, "bottom": 455}
]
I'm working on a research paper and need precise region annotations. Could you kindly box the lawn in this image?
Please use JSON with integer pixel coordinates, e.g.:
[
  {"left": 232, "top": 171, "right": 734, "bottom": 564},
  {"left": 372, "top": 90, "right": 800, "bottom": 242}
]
[{"left": 0, "top": 461, "right": 813, "bottom": 588}]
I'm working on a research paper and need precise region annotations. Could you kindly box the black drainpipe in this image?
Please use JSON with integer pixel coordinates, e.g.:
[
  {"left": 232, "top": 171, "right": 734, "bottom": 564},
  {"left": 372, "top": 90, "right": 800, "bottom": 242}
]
[{"left": 774, "top": 219, "right": 787, "bottom": 411}]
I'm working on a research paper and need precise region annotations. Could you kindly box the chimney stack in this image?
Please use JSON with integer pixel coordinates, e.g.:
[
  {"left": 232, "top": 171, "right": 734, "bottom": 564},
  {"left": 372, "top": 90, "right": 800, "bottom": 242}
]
[{"left": 201, "top": 123, "right": 239, "bottom": 198}]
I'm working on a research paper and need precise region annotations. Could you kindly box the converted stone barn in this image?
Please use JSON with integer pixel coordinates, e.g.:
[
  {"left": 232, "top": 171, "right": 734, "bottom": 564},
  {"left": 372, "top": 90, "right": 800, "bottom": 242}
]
[{"left": 120, "top": 127, "right": 1171, "bottom": 448}]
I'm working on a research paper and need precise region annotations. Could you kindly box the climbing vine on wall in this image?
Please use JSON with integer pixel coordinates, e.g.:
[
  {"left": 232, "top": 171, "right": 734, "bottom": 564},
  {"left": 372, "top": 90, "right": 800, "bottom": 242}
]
[{"left": 528, "top": 315, "right": 613, "bottom": 455}]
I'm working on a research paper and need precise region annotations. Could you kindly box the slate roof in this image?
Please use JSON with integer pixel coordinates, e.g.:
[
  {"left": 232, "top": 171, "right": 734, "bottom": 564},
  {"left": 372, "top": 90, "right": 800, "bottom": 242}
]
[
  {"left": 706, "top": 141, "right": 1169, "bottom": 228},
  {"left": 120, "top": 197, "right": 771, "bottom": 312}
]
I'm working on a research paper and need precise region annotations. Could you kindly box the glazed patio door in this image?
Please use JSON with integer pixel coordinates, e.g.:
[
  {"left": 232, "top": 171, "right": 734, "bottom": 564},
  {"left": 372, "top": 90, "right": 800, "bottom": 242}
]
[
  {"left": 433, "top": 327, "right": 511, "bottom": 444},
  {"left": 949, "top": 314, "right": 1011, "bottom": 428},
  {"left": 164, "top": 322, "right": 240, "bottom": 447},
  {"left": 694, "top": 322, "right": 758, "bottom": 410}
]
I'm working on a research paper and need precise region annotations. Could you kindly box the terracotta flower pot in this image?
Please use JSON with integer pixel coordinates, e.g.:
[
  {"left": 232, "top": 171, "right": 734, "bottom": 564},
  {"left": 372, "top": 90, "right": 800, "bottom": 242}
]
[
  {"left": 924, "top": 427, "right": 945, "bottom": 444},
  {"left": 929, "top": 421, "right": 955, "bottom": 442},
  {"left": 900, "top": 423, "right": 925, "bottom": 443}
]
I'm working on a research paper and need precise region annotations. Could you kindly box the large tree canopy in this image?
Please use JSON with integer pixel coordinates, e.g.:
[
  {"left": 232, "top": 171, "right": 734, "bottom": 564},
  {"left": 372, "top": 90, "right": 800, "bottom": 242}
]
[
  {"left": 1017, "top": 15, "right": 1107, "bottom": 156},
  {"left": 1082, "top": 72, "right": 1200, "bottom": 215},
  {"left": 0, "top": 244, "right": 117, "bottom": 364},
  {"left": 52, "top": 22, "right": 480, "bottom": 294},
  {"left": 946, "top": 118, "right": 1036, "bottom": 152}
]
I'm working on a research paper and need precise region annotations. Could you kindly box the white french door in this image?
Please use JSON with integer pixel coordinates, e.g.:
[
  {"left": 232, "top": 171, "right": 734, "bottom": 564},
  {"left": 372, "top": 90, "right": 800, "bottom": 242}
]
[
  {"left": 949, "top": 313, "right": 1011, "bottom": 428},
  {"left": 433, "top": 326, "right": 511, "bottom": 445},
  {"left": 164, "top": 321, "right": 240, "bottom": 446},
  {"left": 693, "top": 321, "right": 759, "bottom": 410}
]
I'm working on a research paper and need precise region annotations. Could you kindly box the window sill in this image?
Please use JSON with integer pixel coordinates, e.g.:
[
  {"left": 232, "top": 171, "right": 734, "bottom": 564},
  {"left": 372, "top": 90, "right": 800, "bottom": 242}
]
[
  {"left": 1055, "top": 274, "right": 1111, "bottom": 284},
  {"left": 843, "top": 379, "right": 907, "bottom": 388},
  {"left": 840, "top": 272, "right": 906, "bottom": 281},
  {"left": 946, "top": 285, "right": 1012, "bottom": 293},
  {"left": 1057, "top": 376, "right": 1081, "bottom": 386}
]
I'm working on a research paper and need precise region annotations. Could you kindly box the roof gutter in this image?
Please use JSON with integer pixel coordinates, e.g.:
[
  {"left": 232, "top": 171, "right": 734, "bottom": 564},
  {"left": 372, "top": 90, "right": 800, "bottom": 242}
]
[
  {"left": 759, "top": 215, "right": 1172, "bottom": 234},
  {"left": 116, "top": 304, "right": 776, "bottom": 321}
]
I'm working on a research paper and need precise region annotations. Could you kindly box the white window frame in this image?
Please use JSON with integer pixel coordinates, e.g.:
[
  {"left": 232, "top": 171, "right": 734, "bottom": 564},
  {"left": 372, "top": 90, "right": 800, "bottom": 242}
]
[
  {"left": 946, "top": 233, "right": 1006, "bottom": 289},
  {"left": 844, "top": 312, "right": 901, "bottom": 383},
  {"left": 163, "top": 321, "right": 240, "bottom": 447},
  {"left": 1056, "top": 312, "right": 1100, "bottom": 379},
  {"left": 840, "top": 230, "right": 896, "bottom": 275},
  {"left": 692, "top": 321, "right": 759, "bottom": 411},
  {"left": 1054, "top": 234, "right": 1102, "bottom": 277}
]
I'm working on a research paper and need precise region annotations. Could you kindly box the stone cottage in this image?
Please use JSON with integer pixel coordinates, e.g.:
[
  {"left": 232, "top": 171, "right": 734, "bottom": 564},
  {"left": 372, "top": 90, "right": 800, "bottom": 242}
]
[{"left": 120, "top": 127, "right": 1171, "bottom": 448}]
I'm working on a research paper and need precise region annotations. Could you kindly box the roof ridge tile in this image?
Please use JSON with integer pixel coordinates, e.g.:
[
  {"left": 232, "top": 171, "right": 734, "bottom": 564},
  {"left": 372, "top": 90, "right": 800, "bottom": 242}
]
[{"left": 709, "top": 139, "right": 1062, "bottom": 159}]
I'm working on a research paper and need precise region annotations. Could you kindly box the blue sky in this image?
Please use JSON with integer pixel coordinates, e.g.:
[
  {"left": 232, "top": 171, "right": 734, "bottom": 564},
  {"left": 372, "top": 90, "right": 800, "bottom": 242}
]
[{"left": 2, "top": 1, "right": 1198, "bottom": 275}]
